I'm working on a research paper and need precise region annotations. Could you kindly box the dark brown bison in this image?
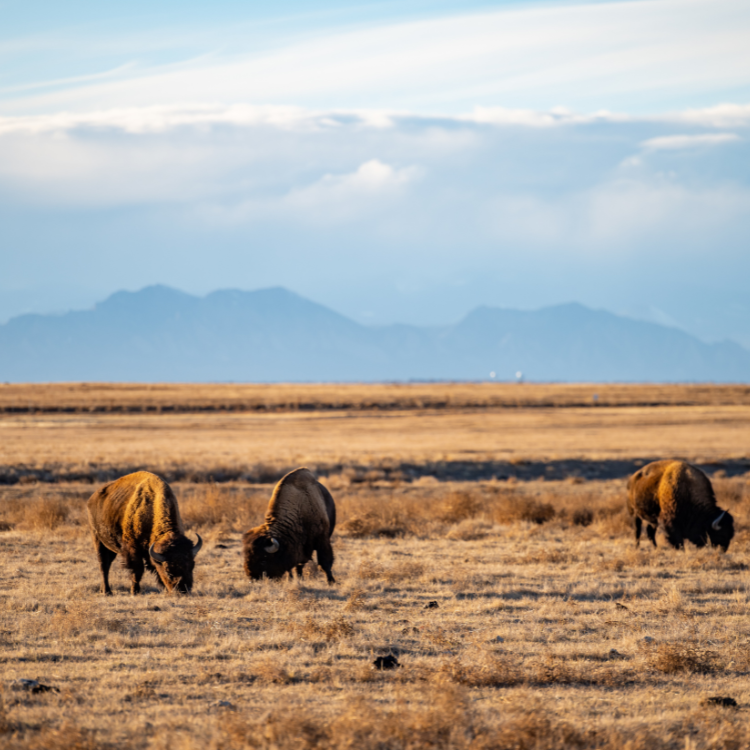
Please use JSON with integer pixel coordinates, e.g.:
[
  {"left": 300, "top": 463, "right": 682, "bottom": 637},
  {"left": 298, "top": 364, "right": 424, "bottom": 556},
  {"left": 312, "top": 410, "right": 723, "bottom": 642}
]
[
  {"left": 627, "top": 460, "right": 734, "bottom": 551},
  {"left": 87, "top": 471, "right": 202, "bottom": 595},
  {"left": 243, "top": 468, "right": 336, "bottom": 584}
]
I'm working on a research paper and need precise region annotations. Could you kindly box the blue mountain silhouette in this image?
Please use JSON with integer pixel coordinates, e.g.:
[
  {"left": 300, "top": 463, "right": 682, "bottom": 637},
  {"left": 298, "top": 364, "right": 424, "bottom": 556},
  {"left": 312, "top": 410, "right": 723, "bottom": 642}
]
[{"left": 1, "top": 286, "right": 748, "bottom": 382}]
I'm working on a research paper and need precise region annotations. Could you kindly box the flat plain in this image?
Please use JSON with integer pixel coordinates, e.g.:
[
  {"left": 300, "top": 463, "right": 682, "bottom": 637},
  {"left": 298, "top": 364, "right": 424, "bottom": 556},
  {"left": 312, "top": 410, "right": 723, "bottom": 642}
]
[{"left": 1, "top": 383, "right": 750, "bottom": 749}]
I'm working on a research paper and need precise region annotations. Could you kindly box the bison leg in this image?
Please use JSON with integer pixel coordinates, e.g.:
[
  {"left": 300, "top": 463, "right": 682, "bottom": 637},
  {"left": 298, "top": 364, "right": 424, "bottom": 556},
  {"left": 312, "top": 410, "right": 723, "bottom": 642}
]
[
  {"left": 664, "top": 530, "right": 684, "bottom": 550},
  {"left": 95, "top": 540, "right": 117, "bottom": 596},
  {"left": 316, "top": 538, "right": 336, "bottom": 585},
  {"left": 646, "top": 524, "right": 657, "bottom": 548},
  {"left": 634, "top": 516, "right": 642, "bottom": 548},
  {"left": 121, "top": 550, "right": 145, "bottom": 595}
]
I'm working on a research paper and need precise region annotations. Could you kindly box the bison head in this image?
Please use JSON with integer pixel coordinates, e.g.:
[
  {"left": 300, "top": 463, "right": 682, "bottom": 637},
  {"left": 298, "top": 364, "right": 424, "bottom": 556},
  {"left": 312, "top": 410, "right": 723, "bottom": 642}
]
[
  {"left": 149, "top": 533, "right": 202, "bottom": 593},
  {"left": 707, "top": 509, "right": 734, "bottom": 552},
  {"left": 243, "top": 529, "right": 288, "bottom": 580}
]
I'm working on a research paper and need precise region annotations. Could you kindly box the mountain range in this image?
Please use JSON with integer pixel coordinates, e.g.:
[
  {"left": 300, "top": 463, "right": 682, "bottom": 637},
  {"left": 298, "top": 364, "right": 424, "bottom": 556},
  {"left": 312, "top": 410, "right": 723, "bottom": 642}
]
[{"left": 1, "top": 285, "right": 748, "bottom": 382}]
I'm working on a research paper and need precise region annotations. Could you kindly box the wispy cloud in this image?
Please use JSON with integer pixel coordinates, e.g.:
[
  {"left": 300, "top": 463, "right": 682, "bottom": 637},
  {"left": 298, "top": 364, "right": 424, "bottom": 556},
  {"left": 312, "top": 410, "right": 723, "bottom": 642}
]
[
  {"left": 640, "top": 132, "right": 741, "bottom": 151},
  {"left": 0, "top": 62, "right": 138, "bottom": 96},
  {"left": 2, "top": 0, "right": 749, "bottom": 116}
]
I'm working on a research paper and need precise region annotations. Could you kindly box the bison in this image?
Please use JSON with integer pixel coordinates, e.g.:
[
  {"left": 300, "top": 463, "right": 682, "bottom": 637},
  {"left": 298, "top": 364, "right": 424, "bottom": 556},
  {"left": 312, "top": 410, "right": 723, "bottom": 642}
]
[
  {"left": 87, "top": 471, "right": 202, "bottom": 595},
  {"left": 627, "top": 460, "right": 734, "bottom": 551},
  {"left": 243, "top": 468, "right": 336, "bottom": 584}
]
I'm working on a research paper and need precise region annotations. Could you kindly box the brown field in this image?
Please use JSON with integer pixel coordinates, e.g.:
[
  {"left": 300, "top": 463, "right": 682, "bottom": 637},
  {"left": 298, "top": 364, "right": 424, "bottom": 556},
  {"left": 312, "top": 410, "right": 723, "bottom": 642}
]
[
  {"left": 2, "top": 383, "right": 750, "bottom": 749},
  {"left": 2, "top": 382, "right": 750, "bottom": 414}
]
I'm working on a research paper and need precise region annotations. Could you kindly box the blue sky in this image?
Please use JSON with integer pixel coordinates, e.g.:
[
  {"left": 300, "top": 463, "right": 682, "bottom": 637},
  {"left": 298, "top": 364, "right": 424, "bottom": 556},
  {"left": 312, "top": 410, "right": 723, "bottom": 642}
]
[{"left": 1, "top": 0, "right": 749, "bottom": 346}]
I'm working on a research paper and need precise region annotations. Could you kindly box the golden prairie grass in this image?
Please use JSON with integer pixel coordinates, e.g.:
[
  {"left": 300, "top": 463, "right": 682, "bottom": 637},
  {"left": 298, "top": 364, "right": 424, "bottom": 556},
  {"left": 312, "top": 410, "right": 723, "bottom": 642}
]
[
  {"left": 2, "top": 474, "right": 750, "bottom": 749},
  {"left": 3, "top": 404, "right": 750, "bottom": 487},
  {"left": 2, "top": 474, "right": 747, "bottom": 540},
  {"left": 23, "top": 496, "right": 70, "bottom": 531},
  {"left": 647, "top": 642, "right": 720, "bottom": 675},
  {"left": 1, "top": 385, "right": 750, "bottom": 749}
]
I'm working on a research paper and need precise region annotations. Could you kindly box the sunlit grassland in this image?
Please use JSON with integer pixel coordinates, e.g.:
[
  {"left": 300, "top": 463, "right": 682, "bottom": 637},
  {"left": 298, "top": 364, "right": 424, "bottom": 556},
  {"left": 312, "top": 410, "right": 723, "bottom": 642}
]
[
  {"left": 2, "top": 475, "right": 750, "bottom": 749},
  {"left": 1, "top": 384, "right": 750, "bottom": 748},
  {"left": 2, "top": 405, "right": 749, "bottom": 485}
]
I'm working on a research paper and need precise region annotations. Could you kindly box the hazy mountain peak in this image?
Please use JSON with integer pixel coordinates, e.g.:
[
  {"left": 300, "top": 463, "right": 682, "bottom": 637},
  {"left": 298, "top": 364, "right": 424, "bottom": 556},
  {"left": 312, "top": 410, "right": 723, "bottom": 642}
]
[
  {"left": 96, "top": 285, "right": 197, "bottom": 312},
  {"left": 0, "top": 287, "right": 748, "bottom": 383}
]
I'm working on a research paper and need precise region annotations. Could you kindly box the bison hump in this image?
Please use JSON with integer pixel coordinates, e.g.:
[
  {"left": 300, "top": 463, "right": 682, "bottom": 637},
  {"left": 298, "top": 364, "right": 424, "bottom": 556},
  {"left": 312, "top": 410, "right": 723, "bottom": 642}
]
[{"left": 267, "top": 468, "right": 330, "bottom": 529}]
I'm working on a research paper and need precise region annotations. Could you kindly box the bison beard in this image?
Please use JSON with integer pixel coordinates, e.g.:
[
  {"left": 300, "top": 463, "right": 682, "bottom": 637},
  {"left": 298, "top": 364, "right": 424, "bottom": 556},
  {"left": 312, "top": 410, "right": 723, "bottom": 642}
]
[
  {"left": 243, "top": 468, "right": 336, "bottom": 584},
  {"left": 627, "top": 460, "right": 734, "bottom": 552},
  {"left": 87, "top": 471, "right": 202, "bottom": 595}
]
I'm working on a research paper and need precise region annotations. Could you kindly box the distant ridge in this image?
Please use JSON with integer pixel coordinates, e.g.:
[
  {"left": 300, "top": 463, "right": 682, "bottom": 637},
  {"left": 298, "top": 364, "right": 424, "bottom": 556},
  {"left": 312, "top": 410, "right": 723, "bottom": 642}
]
[{"left": 1, "top": 286, "right": 748, "bottom": 382}]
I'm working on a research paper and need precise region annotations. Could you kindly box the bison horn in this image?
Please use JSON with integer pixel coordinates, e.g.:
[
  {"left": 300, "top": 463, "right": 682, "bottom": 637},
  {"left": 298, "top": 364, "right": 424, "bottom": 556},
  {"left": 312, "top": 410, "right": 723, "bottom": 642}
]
[
  {"left": 712, "top": 511, "right": 726, "bottom": 531},
  {"left": 265, "top": 537, "right": 280, "bottom": 554},
  {"left": 149, "top": 543, "right": 167, "bottom": 563},
  {"left": 192, "top": 533, "right": 203, "bottom": 558}
]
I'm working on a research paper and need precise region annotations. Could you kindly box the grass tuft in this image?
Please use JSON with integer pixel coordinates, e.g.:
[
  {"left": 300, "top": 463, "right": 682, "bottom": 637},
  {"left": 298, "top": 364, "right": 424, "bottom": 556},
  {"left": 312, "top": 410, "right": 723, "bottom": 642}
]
[
  {"left": 647, "top": 642, "right": 719, "bottom": 674},
  {"left": 24, "top": 496, "right": 69, "bottom": 530},
  {"left": 290, "top": 616, "right": 355, "bottom": 642}
]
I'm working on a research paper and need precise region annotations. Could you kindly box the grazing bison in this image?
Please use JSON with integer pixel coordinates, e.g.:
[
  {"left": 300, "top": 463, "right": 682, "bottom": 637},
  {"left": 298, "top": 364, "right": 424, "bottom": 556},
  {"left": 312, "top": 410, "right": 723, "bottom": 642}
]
[
  {"left": 243, "top": 468, "right": 336, "bottom": 584},
  {"left": 627, "top": 460, "right": 734, "bottom": 551},
  {"left": 87, "top": 471, "right": 202, "bottom": 595}
]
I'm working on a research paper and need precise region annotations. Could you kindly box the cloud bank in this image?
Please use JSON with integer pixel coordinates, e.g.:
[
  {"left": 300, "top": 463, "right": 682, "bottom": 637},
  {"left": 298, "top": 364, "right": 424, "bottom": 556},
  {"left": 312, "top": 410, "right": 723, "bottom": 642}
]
[{"left": 1, "top": 101, "right": 748, "bottom": 347}]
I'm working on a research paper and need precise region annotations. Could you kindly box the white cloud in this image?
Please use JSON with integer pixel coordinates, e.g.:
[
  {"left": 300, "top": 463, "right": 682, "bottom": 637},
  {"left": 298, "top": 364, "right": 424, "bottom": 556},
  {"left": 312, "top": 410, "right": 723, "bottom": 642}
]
[
  {"left": 1, "top": 100, "right": 748, "bottom": 141},
  {"left": 0, "top": 102, "right": 748, "bottom": 226},
  {"left": 640, "top": 132, "right": 741, "bottom": 151},
  {"left": 0, "top": 104, "right": 336, "bottom": 136},
  {"left": 284, "top": 159, "right": 419, "bottom": 221},
  {"left": 296, "top": 159, "right": 417, "bottom": 195},
  {"left": 467, "top": 106, "right": 618, "bottom": 128},
  {"left": 674, "top": 103, "right": 750, "bottom": 128},
  {"left": 209, "top": 160, "right": 420, "bottom": 226}
]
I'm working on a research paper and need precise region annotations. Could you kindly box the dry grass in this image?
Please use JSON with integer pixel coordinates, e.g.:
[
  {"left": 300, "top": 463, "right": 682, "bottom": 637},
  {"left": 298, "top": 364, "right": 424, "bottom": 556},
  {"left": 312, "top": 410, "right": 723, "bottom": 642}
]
[
  {"left": 2, "top": 473, "right": 750, "bottom": 748},
  {"left": 2, "top": 398, "right": 750, "bottom": 488},
  {"left": 2, "top": 385, "right": 750, "bottom": 749},
  {"left": 1, "top": 473, "right": 746, "bottom": 542},
  {"left": 338, "top": 480, "right": 631, "bottom": 539},
  {"left": 178, "top": 484, "right": 268, "bottom": 529},
  {"left": 2, "top": 382, "right": 750, "bottom": 414},
  {"left": 22, "top": 496, "right": 69, "bottom": 531},
  {"left": 214, "top": 689, "right": 592, "bottom": 750},
  {"left": 647, "top": 642, "right": 720, "bottom": 675}
]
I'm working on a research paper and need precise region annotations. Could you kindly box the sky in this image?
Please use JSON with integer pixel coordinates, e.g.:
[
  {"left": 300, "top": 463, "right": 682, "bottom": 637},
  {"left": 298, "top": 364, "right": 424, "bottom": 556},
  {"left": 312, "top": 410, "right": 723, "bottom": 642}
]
[{"left": 1, "top": 0, "right": 750, "bottom": 346}]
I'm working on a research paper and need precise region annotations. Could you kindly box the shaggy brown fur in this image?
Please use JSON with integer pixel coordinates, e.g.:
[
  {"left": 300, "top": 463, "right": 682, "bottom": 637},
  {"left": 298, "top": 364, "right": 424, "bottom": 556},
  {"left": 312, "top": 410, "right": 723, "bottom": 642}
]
[
  {"left": 627, "top": 460, "right": 734, "bottom": 551},
  {"left": 243, "top": 467, "right": 336, "bottom": 584},
  {"left": 87, "top": 471, "right": 202, "bottom": 594}
]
